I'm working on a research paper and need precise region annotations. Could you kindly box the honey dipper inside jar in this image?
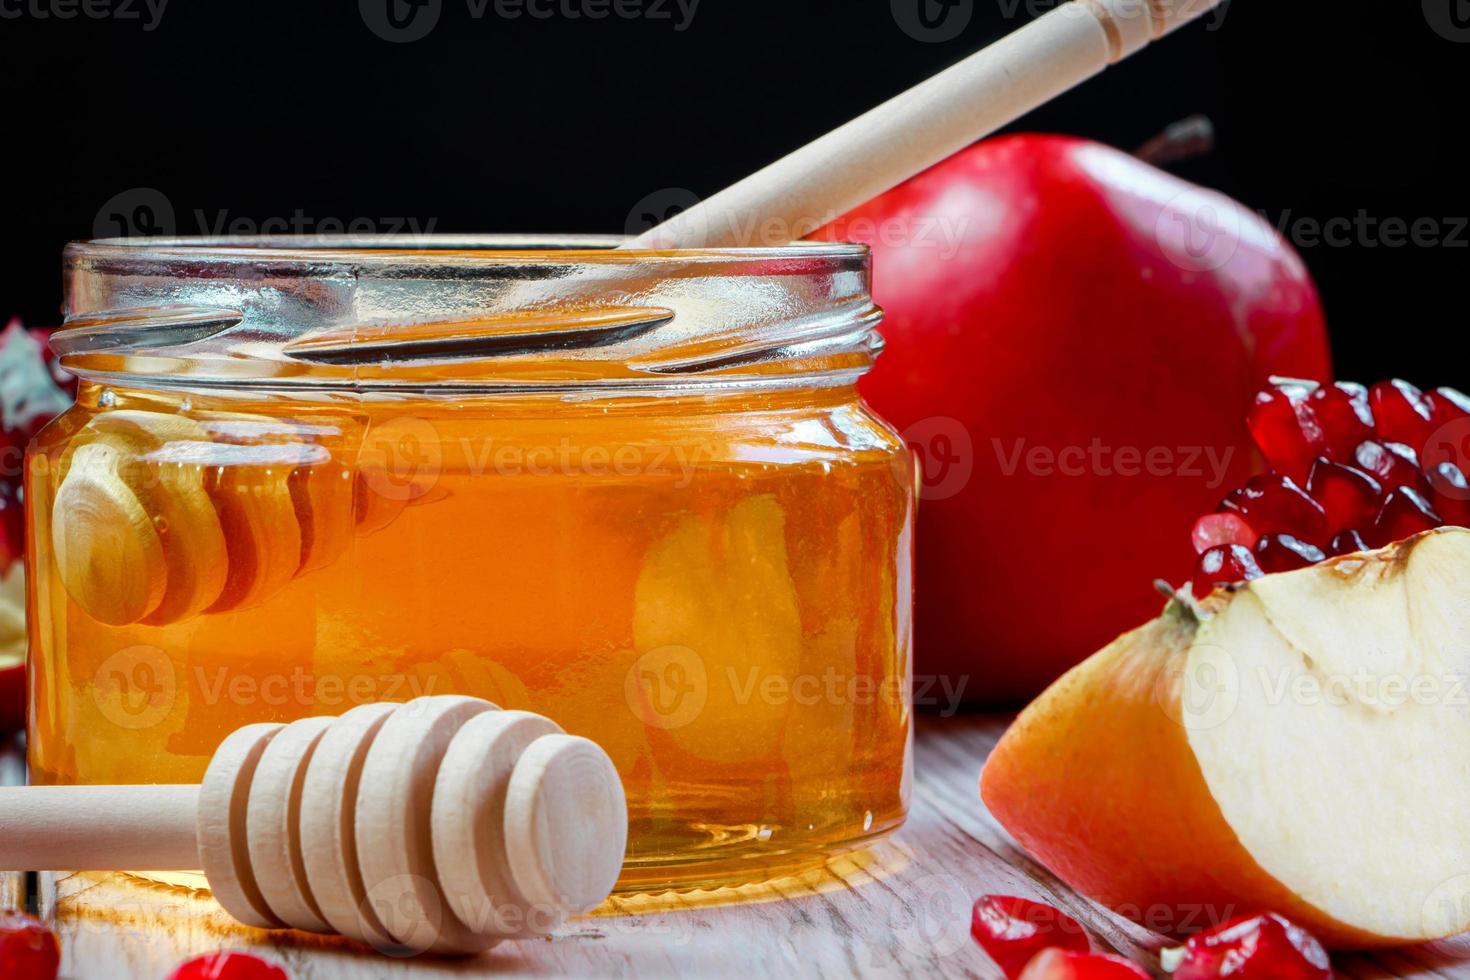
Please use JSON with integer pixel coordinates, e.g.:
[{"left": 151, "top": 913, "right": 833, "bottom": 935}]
[{"left": 28, "top": 238, "right": 915, "bottom": 892}]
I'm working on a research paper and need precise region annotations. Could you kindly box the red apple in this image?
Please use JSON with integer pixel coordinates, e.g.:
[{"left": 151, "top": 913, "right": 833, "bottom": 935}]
[{"left": 815, "top": 135, "right": 1331, "bottom": 700}]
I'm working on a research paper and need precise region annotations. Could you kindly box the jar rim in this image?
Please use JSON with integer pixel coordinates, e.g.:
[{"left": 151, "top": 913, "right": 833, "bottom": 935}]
[
  {"left": 59, "top": 234, "right": 880, "bottom": 396},
  {"left": 67, "top": 234, "right": 868, "bottom": 267}
]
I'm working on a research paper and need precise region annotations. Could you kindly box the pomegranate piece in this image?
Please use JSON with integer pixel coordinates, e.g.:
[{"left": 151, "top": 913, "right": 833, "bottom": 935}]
[
  {"left": 1254, "top": 534, "right": 1326, "bottom": 574},
  {"left": 1370, "top": 379, "right": 1436, "bottom": 453},
  {"left": 1329, "top": 528, "right": 1370, "bottom": 556},
  {"left": 1246, "top": 385, "right": 1323, "bottom": 484},
  {"left": 1308, "top": 381, "right": 1375, "bottom": 460},
  {"left": 1192, "top": 544, "right": 1264, "bottom": 599},
  {"left": 0, "top": 912, "right": 60, "bottom": 980},
  {"left": 1304, "top": 458, "right": 1381, "bottom": 533},
  {"left": 1219, "top": 473, "right": 1327, "bottom": 542},
  {"left": 1426, "top": 461, "right": 1470, "bottom": 528},
  {"left": 1018, "top": 949, "right": 1150, "bottom": 980},
  {"left": 1370, "top": 487, "right": 1442, "bottom": 548},
  {"left": 1353, "top": 440, "right": 1429, "bottom": 496},
  {"left": 1189, "top": 513, "right": 1259, "bottom": 555},
  {"left": 971, "top": 895, "right": 1090, "bottom": 979},
  {"left": 1432, "top": 386, "right": 1470, "bottom": 420},
  {"left": 0, "top": 481, "right": 22, "bottom": 570},
  {"left": 1161, "top": 912, "right": 1331, "bottom": 979},
  {"left": 166, "top": 951, "right": 289, "bottom": 980}
]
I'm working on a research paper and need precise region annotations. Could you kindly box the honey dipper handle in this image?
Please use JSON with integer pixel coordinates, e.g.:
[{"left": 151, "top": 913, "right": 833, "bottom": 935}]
[
  {"left": 629, "top": 0, "right": 1226, "bottom": 249},
  {"left": 0, "top": 785, "right": 202, "bottom": 871}
]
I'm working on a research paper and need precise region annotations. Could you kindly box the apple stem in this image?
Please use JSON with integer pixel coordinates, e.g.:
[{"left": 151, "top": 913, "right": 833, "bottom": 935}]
[{"left": 1134, "top": 115, "right": 1215, "bottom": 168}]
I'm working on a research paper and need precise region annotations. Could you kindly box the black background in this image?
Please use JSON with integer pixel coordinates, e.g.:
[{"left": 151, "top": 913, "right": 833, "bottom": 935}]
[{"left": 2, "top": 0, "right": 1466, "bottom": 385}]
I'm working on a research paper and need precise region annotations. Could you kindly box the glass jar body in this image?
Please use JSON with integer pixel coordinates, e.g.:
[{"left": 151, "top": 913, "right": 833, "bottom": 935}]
[{"left": 26, "top": 379, "right": 915, "bottom": 891}]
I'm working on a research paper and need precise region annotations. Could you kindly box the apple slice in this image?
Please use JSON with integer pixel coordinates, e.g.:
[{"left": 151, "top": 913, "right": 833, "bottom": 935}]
[
  {"left": 0, "top": 563, "right": 24, "bottom": 734},
  {"left": 981, "top": 527, "right": 1470, "bottom": 949}
]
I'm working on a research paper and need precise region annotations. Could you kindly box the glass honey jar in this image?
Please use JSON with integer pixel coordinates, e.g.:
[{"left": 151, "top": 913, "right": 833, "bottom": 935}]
[{"left": 26, "top": 236, "right": 915, "bottom": 892}]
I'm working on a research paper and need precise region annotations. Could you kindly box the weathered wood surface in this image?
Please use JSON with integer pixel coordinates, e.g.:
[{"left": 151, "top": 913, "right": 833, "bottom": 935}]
[{"left": 5, "top": 716, "right": 1468, "bottom": 978}]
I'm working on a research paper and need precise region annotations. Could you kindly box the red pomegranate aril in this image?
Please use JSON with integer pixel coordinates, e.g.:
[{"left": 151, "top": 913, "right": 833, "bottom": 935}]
[
  {"left": 1192, "top": 544, "right": 1264, "bottom": 599},
  {"left": 166, "top": 951, "right": 289, "bottom": 980},
  {"left": 971, "top": 895, "right": 1090, "bottom": 979},
  {"left": 1246, "top": 386, "right": 1323, "bottom": 484},
  {"left": 1018, "top": 949, "right": 1150, "bottom": 980},
  {"left": 1329, "top": 528, "right": 1370, "bottom": 556},
  {"left": 1161, "top": 912, "right": 1331, "bottom": 980},
  {"left": 1370, "top": 487, "right": 1443, "bottom": 547},
  {"left": 1190, "top": 512, "right": 1259, "bottom": 555},
  {"left": 1433, "top": 386, "right": 1470, "bottom": 420},
  {"left": 1353, "top": 440, "right": 1430, "bottom": 496},
  {"left": 1308, "top": 381, "right": 1375, "bottom": 460},
  {"left": 1370, "top": 379, "right": 1436, "bottom": 453},
  {"left": 0, "top": 912, "right": 60, "bottom": 980},
  {"left": 1254, "top": 534, "right": 1327, "bottom": 574},
  {"left": 1219, "top": 473, "right": 1328, "bottom": 542},
  {"left": 1426, "top": 461, "right": 1470, "bottom": 528},
  {"left": 1305, "top": 457, "right": 1382, "bottom": 532}
]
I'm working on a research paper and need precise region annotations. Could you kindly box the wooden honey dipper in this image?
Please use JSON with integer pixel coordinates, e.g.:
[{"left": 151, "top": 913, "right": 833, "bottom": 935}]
[
  {"left": 0, "top": 696, "right": 628, "bottom": 955},
  {"left": 50, "top": 408, "right": 413, "bottom": 628}
]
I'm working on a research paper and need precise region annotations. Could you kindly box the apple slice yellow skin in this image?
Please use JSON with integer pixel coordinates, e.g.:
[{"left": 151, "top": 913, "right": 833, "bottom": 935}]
[{"left": 981, "top": 527, "right": 1470, "bottom": 950}]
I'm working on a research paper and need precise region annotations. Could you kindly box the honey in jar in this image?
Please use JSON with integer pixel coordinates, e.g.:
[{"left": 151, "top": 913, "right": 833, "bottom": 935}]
[{"left": 26, "top": 237, "right": 915, "bottom": 892}]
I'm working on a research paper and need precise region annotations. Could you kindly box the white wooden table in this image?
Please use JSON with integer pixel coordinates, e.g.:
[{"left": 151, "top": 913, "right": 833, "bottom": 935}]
[{"left": 6, "top": 717, "right": 1468, "bottom": 978}]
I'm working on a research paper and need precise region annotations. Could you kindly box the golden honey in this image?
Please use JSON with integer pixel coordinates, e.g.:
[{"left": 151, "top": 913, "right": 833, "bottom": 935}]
[{"left": 25, "top": 237, "right": 915, "bottom": 892}]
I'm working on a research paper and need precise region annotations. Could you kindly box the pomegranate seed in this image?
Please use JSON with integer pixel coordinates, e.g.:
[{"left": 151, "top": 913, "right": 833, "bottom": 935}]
[
  {"left": 1426, "top": 461, "right": 1470, "bottom": 528},
  {"left": 1370, "top": 379, "right": 1436, "bottom": 453},
  {"left": 1219, "top": 473, "right": 1327, "bottom": 542},
  {"left": 1161, "top": 912, "right": 1331, "bottom": 979},
  {"left": 1192, "top": 545, "right": 1264, "bottom": 599},
  {"left": 1353, "top": 440, "right": 1430, "bottom": 496},
  {"left": 1432, "top": 386, "right": 1470, "bottom": 420},
  {"left": 1019, "top": 949, "right": 1150, "bottom": 980},
  {"left": 1190, "top": 513, "right": 1260, "bottom": 555},
  {"left": 1308, "top": 381, "right": 1374, "bottom": 460},
  {"left": 1254, "top": 534, "right": 1326, "bottom": 573},
  {"left": 1329, "top": 528, "right": 1370, "bottom": 556},
  {"left": 166, "top": 951, "right": 289, "bottom": 980},
  {"left": 0, "top": 912, "right": 60, "bottom": 980},
  {"left": 1370, "top": 487, "right": 1442, "bottom": 547},
  {"left": 971, "top": 895, "right": 1090, "bottom": 979},
  {"left": 1305, "top": 458, "right": 1381, "bottom": 533},
  {"left": 1246, "top": 386, "right": 1323, "bottom": 484}
]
